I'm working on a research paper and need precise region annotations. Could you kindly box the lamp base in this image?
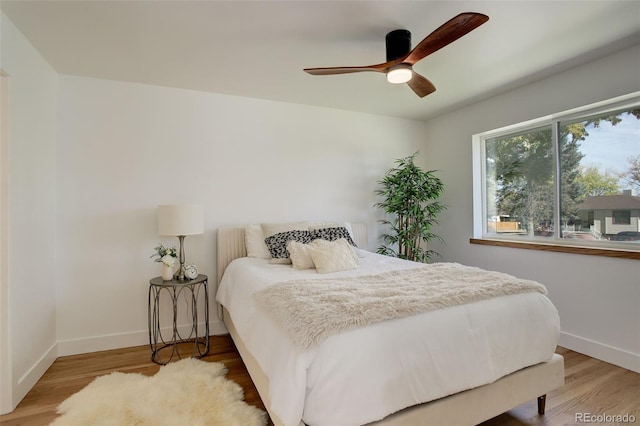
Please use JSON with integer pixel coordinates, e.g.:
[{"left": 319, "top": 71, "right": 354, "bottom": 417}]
[
  {"left": 174, "top": 235, "right": 189, "bottom": 281},
  {"left": 174, "top": 265, "right": 189, "bottom": 281}
]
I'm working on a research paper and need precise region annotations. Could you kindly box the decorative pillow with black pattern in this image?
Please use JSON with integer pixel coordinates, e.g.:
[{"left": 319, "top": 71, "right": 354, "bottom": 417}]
[
  {"left": 264, "top": 230, "right": 313, "bottom": 264},
  {"left": 310, "top": 227, "right": 357, "bottom": 247}
]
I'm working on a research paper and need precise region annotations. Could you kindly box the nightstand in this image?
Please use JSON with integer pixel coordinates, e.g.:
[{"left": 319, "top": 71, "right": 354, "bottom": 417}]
[{"left": 148, "top": 274, "right": 209, "bottom": 365}]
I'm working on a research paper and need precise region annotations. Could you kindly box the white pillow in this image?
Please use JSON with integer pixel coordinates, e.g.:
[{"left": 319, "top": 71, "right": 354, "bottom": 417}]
[
  {"left": 287, "top": 240, "right": 315, "bottom": 270},
  {"left": 244, "top": 224, "right": 271, "bottom": 259},
  {"left": 307, "top": 238, "right": 359, "bottom": 274}
]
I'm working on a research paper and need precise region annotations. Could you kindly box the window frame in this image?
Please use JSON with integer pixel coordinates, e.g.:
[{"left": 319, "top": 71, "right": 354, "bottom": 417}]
[{"left": 472, "top": 92, "right": 640, "bottom": 257}]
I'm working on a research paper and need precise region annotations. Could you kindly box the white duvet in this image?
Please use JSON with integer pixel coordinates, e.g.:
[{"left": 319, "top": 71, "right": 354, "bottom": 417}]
[{"left": 216, "top": 251, "right": 560, "bottom": 426}]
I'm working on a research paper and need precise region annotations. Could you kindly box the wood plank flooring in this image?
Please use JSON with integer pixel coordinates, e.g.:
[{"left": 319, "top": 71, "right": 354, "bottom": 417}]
[{"left": 1, "top": 337, "right": 638, "bottom": 426}]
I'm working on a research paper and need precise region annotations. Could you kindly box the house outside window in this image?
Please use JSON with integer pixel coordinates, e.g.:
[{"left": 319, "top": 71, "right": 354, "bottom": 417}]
[
  {"left": 612, "top": 210, "right": 631, "bottom": 225},
  {"left": 473, "top": 93, "right": 640, "bottom": 249}
]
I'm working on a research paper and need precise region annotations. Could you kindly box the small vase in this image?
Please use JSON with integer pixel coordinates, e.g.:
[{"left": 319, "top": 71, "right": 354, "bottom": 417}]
[{"left": 161, "top": 264, "right": 174, "bottom": 281}]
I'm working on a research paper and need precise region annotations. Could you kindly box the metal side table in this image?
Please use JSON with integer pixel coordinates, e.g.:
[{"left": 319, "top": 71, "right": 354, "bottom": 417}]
[{"left": 148, "top": 274, "right": 209, "bottom": 365}]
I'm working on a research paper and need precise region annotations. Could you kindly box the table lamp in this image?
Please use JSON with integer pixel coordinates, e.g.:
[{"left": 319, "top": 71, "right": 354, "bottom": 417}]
[{"left": 158, "top": 204, "right": 204, "bottom": 281}]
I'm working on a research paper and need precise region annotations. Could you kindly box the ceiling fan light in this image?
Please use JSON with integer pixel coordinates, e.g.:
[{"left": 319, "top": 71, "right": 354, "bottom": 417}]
[{"left": 387, "top": 65, "right": 412, "bottom": 84}]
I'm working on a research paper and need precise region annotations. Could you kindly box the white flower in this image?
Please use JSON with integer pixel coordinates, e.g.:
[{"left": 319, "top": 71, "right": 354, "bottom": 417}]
[{"left": 161, "top": 254, "right": 176, "bottom": 267}]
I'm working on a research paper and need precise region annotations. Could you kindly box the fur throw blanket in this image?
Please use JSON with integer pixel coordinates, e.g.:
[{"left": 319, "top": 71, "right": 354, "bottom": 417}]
[{"left": 254, "top": 263, "right": 548, "bottom": 351}]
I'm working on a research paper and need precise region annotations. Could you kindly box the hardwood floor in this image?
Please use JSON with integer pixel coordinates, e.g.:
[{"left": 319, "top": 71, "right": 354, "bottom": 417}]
[
  {"left": 480, "top": 347, "right": 640, "bottom": 426},
  {"left": 1, "top": 338, "right": 638, "bottom": 426}
]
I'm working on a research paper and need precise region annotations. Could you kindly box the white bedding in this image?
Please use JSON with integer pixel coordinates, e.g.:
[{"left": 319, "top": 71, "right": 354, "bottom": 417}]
[{"left": 216, "top": 251, "right": 560, "bottom": 426}]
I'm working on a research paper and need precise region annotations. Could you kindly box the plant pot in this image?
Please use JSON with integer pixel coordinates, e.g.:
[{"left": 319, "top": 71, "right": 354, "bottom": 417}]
[{"left": 161, "top": 264, "right": 174, "bottom": 281}]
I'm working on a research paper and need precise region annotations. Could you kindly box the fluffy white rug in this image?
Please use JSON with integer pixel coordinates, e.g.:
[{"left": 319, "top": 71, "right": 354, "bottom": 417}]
[{"left": 50, "top": 358, "right": 267, "bottom": 426}]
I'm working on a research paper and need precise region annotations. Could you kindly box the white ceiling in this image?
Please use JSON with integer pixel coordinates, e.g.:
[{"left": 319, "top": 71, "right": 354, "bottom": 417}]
[{"left": 2, "top": 1, "right": 639, "bottom": 122}]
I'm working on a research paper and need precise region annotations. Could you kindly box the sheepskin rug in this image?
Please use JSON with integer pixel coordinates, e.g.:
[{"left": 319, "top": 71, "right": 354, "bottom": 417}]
[{"left": 50, "top": 358, "right": 267, "bottom": 426}]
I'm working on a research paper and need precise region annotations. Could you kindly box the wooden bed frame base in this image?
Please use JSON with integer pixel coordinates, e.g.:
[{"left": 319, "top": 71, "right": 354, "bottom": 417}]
[
  {"left": 225, "top": 308, "right": 564, "bottom": 426},
  {"left": 216, "top": 224, "right": 565, "bottom": 425}
]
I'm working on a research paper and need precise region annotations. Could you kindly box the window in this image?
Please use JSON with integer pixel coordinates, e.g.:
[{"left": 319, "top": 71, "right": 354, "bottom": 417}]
[
  {"left": 484, "top": 126, "right": 554, "bottom": 238},
  {"left": 612, "top": 211, "right": 631, "bottom": 225},
  {"left": 474, "top": 93, "right": 640, "bottom": 251}
]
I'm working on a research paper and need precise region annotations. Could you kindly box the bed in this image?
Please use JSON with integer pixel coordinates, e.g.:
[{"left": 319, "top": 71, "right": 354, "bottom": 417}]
[{"left": 216, "top": 222, "right": 564, "bottom": 426}]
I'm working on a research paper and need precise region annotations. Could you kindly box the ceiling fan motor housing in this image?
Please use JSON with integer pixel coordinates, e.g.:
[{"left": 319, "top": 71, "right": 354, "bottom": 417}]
[{"left": 385, "top": 29, "right": 412, "bottom": 61}]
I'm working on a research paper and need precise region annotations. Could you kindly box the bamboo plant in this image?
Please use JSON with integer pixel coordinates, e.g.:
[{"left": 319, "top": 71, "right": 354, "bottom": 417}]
[{"left": 375, "top": 152, "right": 446, "bottom": 263}]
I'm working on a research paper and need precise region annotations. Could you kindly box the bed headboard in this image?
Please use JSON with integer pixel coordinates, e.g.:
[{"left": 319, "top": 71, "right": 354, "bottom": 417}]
[{"left": 216, "top": 223, "right": 368, "bottom": 284}]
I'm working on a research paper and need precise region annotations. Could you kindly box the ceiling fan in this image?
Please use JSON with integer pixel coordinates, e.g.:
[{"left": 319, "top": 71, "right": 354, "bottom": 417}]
[{"left": 303, "top": 12, "right": 489, "bottom": 98}]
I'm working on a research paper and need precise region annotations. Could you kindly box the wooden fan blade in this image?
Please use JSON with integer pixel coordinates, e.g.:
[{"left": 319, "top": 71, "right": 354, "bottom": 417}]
[
  {"left": 404, "top": 12, "right": 489, "bottom": 65},
  {"left": 304, "top": 63, "right": 389, "bottom": 75},
  {"left": 407, "top": 72, "right": 436, "bottom": 98}
]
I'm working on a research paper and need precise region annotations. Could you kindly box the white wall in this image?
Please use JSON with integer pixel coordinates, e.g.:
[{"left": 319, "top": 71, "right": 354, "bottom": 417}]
[
  {"left": 0, "top": 13, "right": 58, "bottom": 412},
  {"left": 55, "top": 75, "right": 428, "bottom": 355},
  {"left": 425, "top": 44, "right": 640, "bottom": 372}
]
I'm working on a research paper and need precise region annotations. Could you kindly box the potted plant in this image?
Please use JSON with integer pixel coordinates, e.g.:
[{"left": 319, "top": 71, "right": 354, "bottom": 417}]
[
  {"left": 375, "top": 152, "right": 446, "bottom": 263},
  {"left": 151, "top": 243, "right": 178, "bottom": 280}
]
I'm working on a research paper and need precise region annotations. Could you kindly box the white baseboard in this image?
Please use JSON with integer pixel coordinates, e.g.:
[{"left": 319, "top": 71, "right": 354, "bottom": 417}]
[
  {"left": 57, "top": 329, "right": 149, "bottom": 357},
  {"left": 211, "top": 320, "right": 228, "bottom": 335},
  {"left": 57, "top": 319, "right": 228, "bottom": 357},
  {"left": 559, "top": 331, "right": 640, "bottom": 373},
  {"left": 15, "top": 342, "right": 57, "bottom": 409}
]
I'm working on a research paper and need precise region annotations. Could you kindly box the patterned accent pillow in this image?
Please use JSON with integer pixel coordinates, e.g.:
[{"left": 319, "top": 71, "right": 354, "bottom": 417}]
[
  {"left": 264, "top": 230, "right": 313, "bottom": 264},
  {"left": 310, "top": 227, "right": 357, "bottom": 247}
]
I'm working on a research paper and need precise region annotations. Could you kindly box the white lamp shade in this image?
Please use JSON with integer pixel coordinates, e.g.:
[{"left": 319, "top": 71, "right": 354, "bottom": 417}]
[{"left": 158, "top": 204, "right": 204, "bottom": 236}]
